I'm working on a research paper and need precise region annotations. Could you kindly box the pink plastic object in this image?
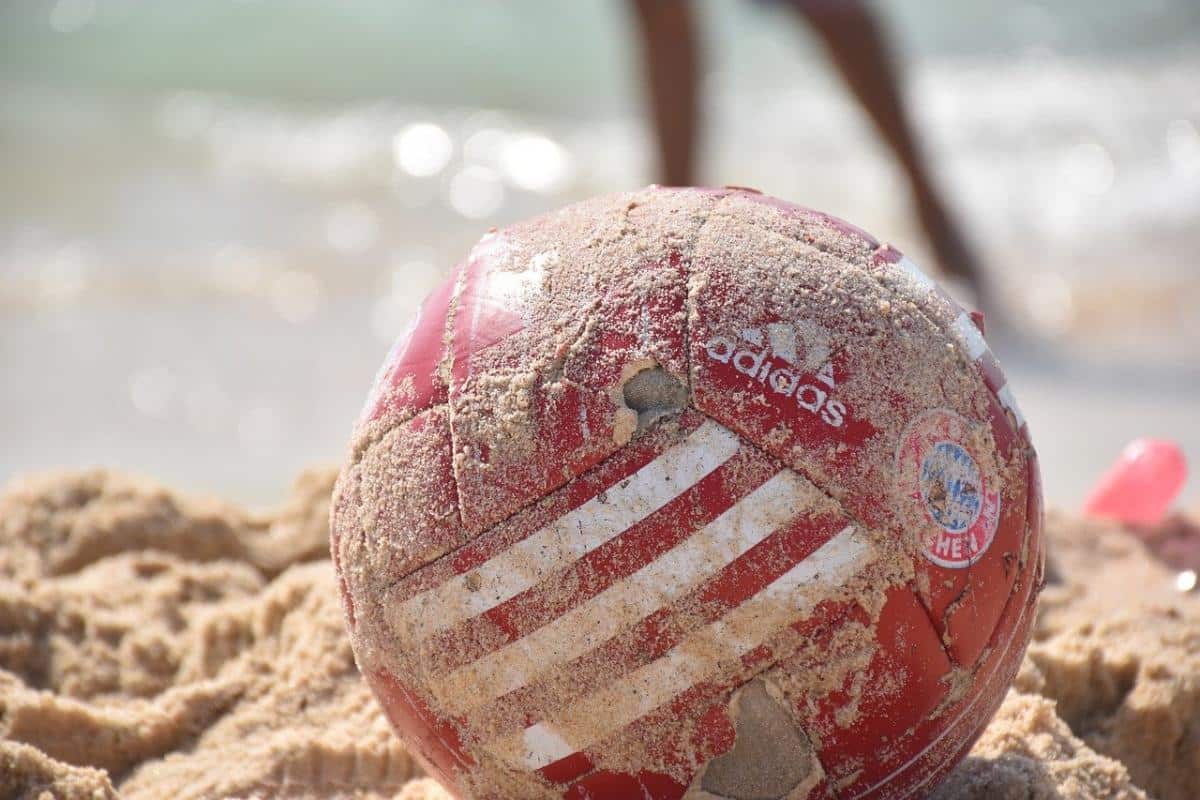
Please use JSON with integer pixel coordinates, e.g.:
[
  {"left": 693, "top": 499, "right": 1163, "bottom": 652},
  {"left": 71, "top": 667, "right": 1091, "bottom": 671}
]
[{"left": 1083, "top": 439, "right": 1188, "bottom": 526}]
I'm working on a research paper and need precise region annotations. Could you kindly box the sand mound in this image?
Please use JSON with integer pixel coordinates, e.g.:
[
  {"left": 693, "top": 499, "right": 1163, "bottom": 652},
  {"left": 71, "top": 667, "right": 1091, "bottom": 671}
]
[{"left": 1, "top": 471, "right": 1196, "bottom": 799}]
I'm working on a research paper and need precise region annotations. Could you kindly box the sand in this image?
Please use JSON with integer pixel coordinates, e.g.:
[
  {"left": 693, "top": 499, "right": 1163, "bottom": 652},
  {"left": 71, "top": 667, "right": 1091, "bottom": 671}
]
[{"left": 1, "top": 469, "right": 1196, "bottom": 800}]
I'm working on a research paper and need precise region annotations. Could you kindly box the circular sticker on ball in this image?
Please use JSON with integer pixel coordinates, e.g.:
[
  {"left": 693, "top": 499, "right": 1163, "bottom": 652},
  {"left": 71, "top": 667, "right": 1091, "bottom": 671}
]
[{"left": 896, "top": 409, "right": 1001, "bottom": 568}]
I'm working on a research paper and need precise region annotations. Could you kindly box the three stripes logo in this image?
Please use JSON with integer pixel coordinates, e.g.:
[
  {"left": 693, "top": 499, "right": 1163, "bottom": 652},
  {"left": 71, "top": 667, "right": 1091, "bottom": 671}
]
[
  {"left": 702, "top": 322, "right": 849, "bottom": 429},
  {"left": 386, "top": 415, "right": 871, "bottom": 777}
]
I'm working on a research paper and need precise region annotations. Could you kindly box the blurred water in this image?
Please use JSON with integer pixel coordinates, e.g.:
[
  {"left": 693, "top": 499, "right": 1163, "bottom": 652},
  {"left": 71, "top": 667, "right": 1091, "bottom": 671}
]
[{"left": 1, "top": 0, "right": 1198, "bottom": 508}]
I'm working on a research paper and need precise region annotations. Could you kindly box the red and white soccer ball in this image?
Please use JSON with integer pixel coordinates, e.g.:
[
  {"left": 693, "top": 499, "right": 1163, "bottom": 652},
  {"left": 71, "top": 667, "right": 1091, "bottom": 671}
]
[{"left": 332, "top": 187, "right": 1044, "bottom": 800}]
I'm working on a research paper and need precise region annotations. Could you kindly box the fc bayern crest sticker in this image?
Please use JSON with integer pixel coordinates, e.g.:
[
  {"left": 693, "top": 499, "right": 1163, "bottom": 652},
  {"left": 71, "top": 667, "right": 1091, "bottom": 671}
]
[{"left": 896, "top": 408, "right": 1001, "bottom": 568}]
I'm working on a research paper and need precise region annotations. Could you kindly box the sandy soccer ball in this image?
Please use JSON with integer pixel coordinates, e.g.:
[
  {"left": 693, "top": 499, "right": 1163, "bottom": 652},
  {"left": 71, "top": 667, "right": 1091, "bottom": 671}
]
[{"left": 331, "top": 187, "right": 1044, "bottom": 800}]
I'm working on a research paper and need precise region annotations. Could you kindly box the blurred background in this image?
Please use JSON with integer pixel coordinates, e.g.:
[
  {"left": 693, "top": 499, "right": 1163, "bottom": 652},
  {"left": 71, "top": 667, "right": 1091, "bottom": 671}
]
[{"left": 1, "top": 0, "right": 1197, "bottom": 509}]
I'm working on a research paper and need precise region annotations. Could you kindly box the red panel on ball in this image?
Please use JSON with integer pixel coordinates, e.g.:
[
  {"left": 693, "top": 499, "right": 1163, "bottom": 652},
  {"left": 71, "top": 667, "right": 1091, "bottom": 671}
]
[
  {"left": 445, "top": 227, "right": 684, "bottom": 535},
  {"left": 332, "top": 405, "right": 468, "bottom": 599},
  {"left": 898, "top": 395, "right": 1027, "bottom": 668},
  {"left": 790, "top": 585, "right": 953, "bottom": 797},
  {"left": 449, "top": 377, "right": 622, "bottom": 535},
  {"left": 361, "top": 262, "right": 462, "bottom": 425},
  {"left": 848, "top": 546, "right": 1039, "bottom": 800},
  {"left": 365, "top": 668, "right": 473, "bottom": 789},
  {"left": 561, "top": 250, "right": 689, "bottom": 391},
  {"left": 869, "top": 243, "right": 1035, "bottom": 669}
]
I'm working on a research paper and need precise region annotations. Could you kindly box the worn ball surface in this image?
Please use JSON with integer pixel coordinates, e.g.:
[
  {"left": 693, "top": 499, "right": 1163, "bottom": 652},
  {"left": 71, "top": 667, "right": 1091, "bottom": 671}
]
[{"left": 331, "top": 187, "right": 1044, "bottom": 800}]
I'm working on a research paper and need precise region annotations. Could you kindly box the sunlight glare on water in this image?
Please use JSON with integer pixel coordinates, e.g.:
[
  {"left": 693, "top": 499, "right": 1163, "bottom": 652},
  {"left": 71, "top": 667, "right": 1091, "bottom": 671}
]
[
  {"left": 448, "top": 165, "right": 505, "bottom": 219},
  {"left": 1166, "top": 119, "right": 1200, "bottom": 177},
  {"left": 268, "top": 270, "right": 324, "bottom": 323},
  {"left": 499, "top": 133, "right": 573, "bottom": 193},
  {"left": 1, "top": 0, "right": 1198, "bottom": 507},
  {"left": 394, "top": 122, "right": 455, "bottom": 178},
  {"left": 324, "top": 202, "right": 380, "bottom": 255}
]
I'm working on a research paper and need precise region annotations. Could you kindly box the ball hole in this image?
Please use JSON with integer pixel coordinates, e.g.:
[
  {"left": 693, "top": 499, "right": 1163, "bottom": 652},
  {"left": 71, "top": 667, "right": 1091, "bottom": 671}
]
[{"left": 621, "top": 365, "right": 688, "bottom": 435}]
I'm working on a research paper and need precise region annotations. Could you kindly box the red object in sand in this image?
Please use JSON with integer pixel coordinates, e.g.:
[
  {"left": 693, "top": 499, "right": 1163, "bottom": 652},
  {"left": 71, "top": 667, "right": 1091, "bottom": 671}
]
[
  {"left": 332, "top": 188, "right": 1044, "bottom": 800},
  {"left": 1083, "top": 439, "right": 1188, "bottom": 526}
]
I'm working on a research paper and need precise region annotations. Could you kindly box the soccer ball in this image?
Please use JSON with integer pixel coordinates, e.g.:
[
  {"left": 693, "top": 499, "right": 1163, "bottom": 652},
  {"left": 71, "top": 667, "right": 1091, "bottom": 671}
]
[{"left": 331, "top": 187, "right": 1043, "bottom": 800}]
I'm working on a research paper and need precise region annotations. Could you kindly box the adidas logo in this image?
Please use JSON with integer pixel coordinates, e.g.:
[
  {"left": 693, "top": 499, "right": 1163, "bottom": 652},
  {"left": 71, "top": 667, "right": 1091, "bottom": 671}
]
[{"left": 704, "top": 323, "right": 848, "bottom": 429}]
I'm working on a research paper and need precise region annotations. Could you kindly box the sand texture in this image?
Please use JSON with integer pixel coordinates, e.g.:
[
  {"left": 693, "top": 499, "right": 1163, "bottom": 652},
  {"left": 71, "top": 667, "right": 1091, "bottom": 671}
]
[{"left": 1, "top": 470, "right": 1196, "bottom": 800}]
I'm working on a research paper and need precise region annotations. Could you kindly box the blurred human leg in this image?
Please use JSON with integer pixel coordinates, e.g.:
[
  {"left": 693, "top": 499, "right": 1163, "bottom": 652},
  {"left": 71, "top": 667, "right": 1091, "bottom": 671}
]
[
  {"left": 628, "top": 0, "right": 701, "bottom": 187},
  {"left": 790, "top": 0, "right": 985, "bottom": 301}
]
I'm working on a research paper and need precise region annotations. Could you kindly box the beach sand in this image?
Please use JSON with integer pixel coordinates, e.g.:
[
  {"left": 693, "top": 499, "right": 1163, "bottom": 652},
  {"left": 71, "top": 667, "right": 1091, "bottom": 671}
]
[{"left": 1, "top": 468, "right": 1196, "bottom": 800}]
